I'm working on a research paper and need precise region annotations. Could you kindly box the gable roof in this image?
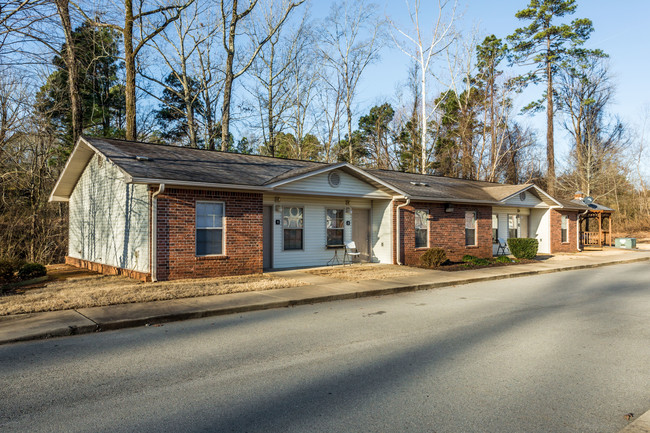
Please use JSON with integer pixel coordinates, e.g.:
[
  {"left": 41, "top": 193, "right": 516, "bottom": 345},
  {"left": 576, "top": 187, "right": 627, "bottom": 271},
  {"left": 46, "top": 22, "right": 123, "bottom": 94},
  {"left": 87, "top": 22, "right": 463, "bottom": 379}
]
[{"left": 50, "top": 137, "right": 576, "bottom": 210}]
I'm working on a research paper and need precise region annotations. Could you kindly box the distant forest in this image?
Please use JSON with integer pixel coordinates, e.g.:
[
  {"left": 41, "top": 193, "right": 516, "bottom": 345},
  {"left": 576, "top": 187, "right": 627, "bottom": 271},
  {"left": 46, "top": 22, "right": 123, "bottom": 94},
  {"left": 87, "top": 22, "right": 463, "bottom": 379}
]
[{"left": 1, "top": 0, "right": 648, "bottom": 263}]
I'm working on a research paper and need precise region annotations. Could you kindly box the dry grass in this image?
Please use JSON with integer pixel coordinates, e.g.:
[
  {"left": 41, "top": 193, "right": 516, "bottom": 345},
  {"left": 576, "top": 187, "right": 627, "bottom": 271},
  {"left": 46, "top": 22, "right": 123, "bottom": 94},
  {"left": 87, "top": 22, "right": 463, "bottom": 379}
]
[
  {"left": 307, "top": 264, "right": 423, "bottom": 281},
  {"left": 0, "top": 266, "right": 306, "bottom": 316}
]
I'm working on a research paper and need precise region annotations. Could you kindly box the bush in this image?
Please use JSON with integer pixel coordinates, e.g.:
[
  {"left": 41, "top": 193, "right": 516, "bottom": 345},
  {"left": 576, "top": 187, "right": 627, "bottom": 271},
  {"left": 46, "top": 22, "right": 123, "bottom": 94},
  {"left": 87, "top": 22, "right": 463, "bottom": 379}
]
[
  {"left": 17, "top": 263, "right": 47, "bottom": 280},
  {"left": 462, "top": 255, "right": 490, "bottom": 266},
  {"left": 506, "top": 238, "right": 539, "bottom": 259},
  {"left": 420, "top": 247, "right": 448, "bottom": 268},
  {"left": 0, "top": 260, "right": 17, "bottom": 283},
  {"left": 494, "top": 255, "right": 512, "bottom": 264}
]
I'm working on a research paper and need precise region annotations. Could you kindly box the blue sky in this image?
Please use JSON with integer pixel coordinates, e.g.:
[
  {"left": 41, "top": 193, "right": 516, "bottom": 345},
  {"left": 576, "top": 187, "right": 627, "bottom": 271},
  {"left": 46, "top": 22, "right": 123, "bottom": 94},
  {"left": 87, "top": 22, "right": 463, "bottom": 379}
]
[{"left": 311, "top": 0, "right": 650, "bottom": 176}]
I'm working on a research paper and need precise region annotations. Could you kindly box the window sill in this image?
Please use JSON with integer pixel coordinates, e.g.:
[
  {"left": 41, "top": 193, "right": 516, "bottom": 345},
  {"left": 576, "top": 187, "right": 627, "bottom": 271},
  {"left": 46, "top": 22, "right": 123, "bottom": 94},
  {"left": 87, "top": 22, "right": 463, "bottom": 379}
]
[
  {"left": 196, "top": 255, "right": 229, "bottom": 260},
  {"left": 465, "top": 245, "right": 479, "bottom": 248},
  {"left": 414, "top": 247, "right": 429, "bottom": 250}
]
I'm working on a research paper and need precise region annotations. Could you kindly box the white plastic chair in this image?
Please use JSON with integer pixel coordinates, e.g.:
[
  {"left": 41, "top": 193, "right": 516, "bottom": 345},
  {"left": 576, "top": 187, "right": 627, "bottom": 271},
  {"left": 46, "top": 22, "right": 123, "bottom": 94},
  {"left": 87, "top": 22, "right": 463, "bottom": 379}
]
[{"left": 343, "top": 241, "right": 361, "bottom": 265}]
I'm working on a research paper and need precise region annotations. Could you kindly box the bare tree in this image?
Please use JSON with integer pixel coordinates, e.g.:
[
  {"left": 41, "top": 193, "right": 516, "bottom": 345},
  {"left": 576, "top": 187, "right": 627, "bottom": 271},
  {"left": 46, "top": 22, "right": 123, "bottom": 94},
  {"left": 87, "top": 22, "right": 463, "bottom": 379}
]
[
  {"left": 73, "top": 0, "right": 193, "bottom": 141},
  {"left": 318, "top": 0, "right": 383, "bottom": 163},
  {"left": 219, "top": 0, "right": 305, "bottom": 151},
  {"left": 390, "top": 0, "right": 456, "bottom": 173},
  {"left": 141, "top": 1, "right": 218, "bottom": 147}
]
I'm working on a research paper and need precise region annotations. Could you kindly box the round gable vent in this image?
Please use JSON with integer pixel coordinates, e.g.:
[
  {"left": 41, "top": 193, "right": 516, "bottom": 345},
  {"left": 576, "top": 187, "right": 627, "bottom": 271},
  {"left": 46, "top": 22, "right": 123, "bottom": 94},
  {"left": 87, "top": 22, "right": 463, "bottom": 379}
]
[{"left": 328, "top": 171, "right": 341, "bottom": 188}]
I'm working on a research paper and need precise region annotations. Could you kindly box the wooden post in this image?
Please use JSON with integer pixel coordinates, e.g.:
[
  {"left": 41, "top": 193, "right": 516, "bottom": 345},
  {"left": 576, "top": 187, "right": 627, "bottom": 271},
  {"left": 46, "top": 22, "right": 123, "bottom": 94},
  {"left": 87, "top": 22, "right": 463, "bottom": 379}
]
[
  {"left": 598, "top": 212, "right": 602, "bottom": 247},
  {"left": 608, "top": 213, "right": 612, "bottom": 246}
]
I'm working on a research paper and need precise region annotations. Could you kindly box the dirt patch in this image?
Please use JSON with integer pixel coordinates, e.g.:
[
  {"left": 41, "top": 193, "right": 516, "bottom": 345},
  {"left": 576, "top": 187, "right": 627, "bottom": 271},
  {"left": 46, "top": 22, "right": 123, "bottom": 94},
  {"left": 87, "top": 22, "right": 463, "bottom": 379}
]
[
  {"left": 0, "top": 265, "right": 306, "bottom": 316},
  {"left": 307, "top": 264, "right": 422, "bottom": 281}
]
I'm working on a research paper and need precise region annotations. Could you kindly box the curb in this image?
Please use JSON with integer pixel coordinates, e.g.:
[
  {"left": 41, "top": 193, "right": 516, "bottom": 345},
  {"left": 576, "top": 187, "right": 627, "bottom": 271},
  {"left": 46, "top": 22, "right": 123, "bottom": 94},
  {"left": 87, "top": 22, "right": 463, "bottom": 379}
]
[
  {"left": 618, "top": 409, "right": 650, "bottom": 433},
  {"left": 2, "top": 256, "right": 649, "bottom": 345}
]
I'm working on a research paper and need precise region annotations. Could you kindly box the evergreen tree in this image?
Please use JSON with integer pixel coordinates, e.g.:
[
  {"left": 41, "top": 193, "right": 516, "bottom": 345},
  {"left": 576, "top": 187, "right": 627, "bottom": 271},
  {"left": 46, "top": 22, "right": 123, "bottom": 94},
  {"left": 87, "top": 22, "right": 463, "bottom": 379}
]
[
  {"left": 37, "top": 21, "right": 124, "bottom": 144},
  {"left": 154, "top": 73, "right": 204, "bottom": 146},
  {"left": 507, "top": 0, "right": 605, "bottom": 194},
  {"left": 357, "top": 103, "right": 395, "bottom": 169}
]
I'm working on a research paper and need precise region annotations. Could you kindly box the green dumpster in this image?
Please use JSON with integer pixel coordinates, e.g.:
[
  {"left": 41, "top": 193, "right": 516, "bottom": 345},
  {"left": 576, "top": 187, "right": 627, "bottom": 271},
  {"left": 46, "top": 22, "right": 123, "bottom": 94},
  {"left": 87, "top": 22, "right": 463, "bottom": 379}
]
[{"left": 615, "top": 238, "right": 636, "bottom": 249}]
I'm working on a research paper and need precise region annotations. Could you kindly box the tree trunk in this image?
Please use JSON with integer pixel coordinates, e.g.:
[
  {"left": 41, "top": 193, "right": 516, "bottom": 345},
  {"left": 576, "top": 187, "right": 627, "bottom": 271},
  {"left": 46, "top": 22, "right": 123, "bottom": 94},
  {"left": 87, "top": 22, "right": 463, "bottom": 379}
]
[
  {"left": 221, "top": 0, "right": 238, "bottom": 152},
  {"left": 346, "top": 81, "right": 353, "bottom": 163},
  {"left": 55, "top": 0, "right": 82, "bottom": 144},
  {"left": 124, "top": 0, "right": 137, "bottom": 140},
  {"left": 545, "top": 36, "right": 555, "bottom": 195}
]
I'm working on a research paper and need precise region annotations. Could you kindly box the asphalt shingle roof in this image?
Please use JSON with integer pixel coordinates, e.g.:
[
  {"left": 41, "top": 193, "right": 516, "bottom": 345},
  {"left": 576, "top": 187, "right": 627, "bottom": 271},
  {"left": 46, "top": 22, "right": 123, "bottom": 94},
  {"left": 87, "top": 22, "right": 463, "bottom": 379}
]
[
  {"left": 86, "top": 137, "right": 326, "bottom": 186},
  {"left": 55, "top": 137, "right": 603, "bottom": 210}
]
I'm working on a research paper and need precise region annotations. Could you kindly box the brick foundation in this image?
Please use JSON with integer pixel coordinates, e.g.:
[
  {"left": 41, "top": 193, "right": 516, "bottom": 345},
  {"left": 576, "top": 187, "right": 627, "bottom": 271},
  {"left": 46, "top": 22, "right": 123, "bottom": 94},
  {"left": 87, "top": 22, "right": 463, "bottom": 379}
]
[
  {"left": 155, "top": 188, "right": 263, "bottom": 281},
  {"left": 65, "top": 256, "right": 151, "bottom": 282},
  {"left": 550, "top": 209, "right": 579, "bottom": 253},
  {"left": 394, "top": 201, "right": 492, "bottom": 266}
]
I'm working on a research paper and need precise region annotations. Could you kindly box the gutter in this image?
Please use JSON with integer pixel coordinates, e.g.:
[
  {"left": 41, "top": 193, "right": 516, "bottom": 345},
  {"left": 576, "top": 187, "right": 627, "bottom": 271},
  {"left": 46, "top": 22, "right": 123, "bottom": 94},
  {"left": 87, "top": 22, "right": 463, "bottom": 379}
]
[
  {"left": 395, "top": 198, "right": 411, "bottom": 265},
  {"left": 150, "top": 184, "right": 165, "bottom": 282}
]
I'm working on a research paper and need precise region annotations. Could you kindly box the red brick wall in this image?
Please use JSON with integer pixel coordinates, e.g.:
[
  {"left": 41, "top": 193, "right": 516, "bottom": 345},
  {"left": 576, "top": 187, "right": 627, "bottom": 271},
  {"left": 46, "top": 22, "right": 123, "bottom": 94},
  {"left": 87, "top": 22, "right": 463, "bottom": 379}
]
[
  {"left": 550, "top": 209, "right": 578, "bottom": 253},
  {"left": 155, "top": 188, "right": 263, "bottom": 281},
  {"left": 393, "top": 201, "right": 492, "bottom": 265}
]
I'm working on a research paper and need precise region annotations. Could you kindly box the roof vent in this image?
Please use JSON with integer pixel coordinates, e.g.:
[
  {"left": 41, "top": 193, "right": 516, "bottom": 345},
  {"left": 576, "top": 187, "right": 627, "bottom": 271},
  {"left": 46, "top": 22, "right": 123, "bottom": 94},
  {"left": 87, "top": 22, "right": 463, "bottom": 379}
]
[
  {"left": 135, "top": 156, "right": 151, "bottom": 161},
  {"left": 328, "top": 171, "right": 341, "bottom": 188},
  {"left": 410, "top": 181, "right": 429, "bottom": 187}
]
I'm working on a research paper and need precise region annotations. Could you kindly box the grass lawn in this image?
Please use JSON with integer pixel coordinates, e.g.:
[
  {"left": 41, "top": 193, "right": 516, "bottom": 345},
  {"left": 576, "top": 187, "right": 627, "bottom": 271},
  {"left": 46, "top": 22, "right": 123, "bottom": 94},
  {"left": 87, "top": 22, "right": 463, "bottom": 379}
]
[
  {"left": 307, "top": 264, "right": 424, "bottom": 281},
  {"left": 0, "top": 265, "right": 306, "bottom": 316}
]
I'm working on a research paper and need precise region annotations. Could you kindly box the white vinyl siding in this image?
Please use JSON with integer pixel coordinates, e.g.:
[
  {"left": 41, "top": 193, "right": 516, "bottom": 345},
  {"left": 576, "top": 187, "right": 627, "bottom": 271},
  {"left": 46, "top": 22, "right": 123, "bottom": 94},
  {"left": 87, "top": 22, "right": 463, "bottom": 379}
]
[
  {"left": 68, "top": 154, "right": 150, "bottom": 273},
  {"left": 492, "top": 207, "right": 550, "bottom": 255},
  {"left": 264, "top": 195, "right": 392, "bottom": 268},
  {"left": 273, "top": 170, "right": 392, "bottom": 198},
  {"left": 503, "top": 191, "right": 545, "bottom": 207}
]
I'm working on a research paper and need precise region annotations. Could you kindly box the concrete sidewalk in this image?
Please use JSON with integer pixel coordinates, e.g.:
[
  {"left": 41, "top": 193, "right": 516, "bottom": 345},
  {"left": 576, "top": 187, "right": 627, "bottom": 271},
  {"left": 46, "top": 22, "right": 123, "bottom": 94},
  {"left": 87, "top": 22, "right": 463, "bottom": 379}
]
[{"left": 1, "top": 248, "right": 649, "bottom": 345}]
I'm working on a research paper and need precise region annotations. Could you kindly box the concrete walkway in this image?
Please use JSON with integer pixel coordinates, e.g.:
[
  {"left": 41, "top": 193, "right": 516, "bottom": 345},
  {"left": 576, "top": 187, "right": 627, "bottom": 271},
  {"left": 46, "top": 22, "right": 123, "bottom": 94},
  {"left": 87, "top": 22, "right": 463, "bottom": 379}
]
[{"left": 1, "top": 247, "right": 649, "bottom": 345}]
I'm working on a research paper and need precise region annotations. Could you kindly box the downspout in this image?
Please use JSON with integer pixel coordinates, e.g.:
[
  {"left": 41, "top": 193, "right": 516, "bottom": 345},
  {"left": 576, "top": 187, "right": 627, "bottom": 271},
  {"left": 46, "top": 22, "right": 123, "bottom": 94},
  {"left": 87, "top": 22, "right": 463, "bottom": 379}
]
[
  {"left": 396, "top": 198, "right": 411, "bottom": 265},
  {"left": 151, "top": 184, "right": 165, "bottom": 282},
  {"left": 577, "top": 208, "right": 589, "bottom": 252}
]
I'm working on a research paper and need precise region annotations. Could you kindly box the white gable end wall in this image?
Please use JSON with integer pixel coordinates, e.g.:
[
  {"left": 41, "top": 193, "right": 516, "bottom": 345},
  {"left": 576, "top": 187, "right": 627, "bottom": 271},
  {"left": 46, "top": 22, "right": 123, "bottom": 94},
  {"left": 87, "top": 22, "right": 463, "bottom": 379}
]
[
  {"left": 68, "top": 154, "right": 150, "bottom": 273},
  {"left": 273, "top": 170, "right": 391, "bottom": 198},
  {"left": 503, "top": 190, "right": 545, "bottom": 207}
]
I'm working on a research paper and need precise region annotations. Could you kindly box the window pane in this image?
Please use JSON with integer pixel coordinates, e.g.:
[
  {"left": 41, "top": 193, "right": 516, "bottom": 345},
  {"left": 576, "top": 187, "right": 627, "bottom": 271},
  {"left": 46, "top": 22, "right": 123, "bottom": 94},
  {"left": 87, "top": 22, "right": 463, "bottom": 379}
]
[
  {"left": 561, "top": 215, "right": 568, "bottom": 230},
  {"left": 492, "top": 214, "right": 498, "bottom": 243},
  {"left": 196, "top": 229, "right": 222, "bottom": 255},
  {"left": 415, "top": 210, "right": 428, "bottom": 230},
  {"left": 284, "top": 228, "right": 303, "bottom": 250},
  {"left": 327, "top": 229, "right": 344, "bottom": 246},
  {"left": 465, "top": 229, "right": 476, "bottom": 246},
  {"left": 508, "top": 214, "right": 520, "bottom": 238},
  {"left": 561, "top": 228, "right": 568, "bottom": 243},
  {"left": 196, "top": 203, "right": 223, "bottom": 228},
  {"left": 465, "top": 211, "right": 476, "bottom": 229},
  {"left": 283, "top": 207, "right": 303, "bottom": 229},
  {"left": 326, "top": 209, "right": 344, "bottom": 228},
  {"left": 415, "top": 229, "right": 428, "bottom": 248}
]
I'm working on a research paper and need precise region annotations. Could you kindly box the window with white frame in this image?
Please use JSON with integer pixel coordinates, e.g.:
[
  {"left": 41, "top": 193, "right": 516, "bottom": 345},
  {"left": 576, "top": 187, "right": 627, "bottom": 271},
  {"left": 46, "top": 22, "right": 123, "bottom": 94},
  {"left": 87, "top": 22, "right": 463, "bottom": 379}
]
[
  {"left": 561, "top": 215, "right": 569, "bottom": 243},
  {"left": 492, "top": 214, "right": 499, "bottom": 244},
  {"left": 196, "top": 202, "right": 224, "bottom": 256},
  {"left": 415, "top": 209, "right": 429, "bottom": 248},
  {"left": 326, "top": 209, "right": 344, "bottom": 246},
  {"left": 508, "top": 214, "right": 520, "bottom": 239},
  {"left": 283, "top": 206, "right": 303, "bottom": 250},
  {"left": 465, "top": 211, "right": 477, "bottom": 246}
]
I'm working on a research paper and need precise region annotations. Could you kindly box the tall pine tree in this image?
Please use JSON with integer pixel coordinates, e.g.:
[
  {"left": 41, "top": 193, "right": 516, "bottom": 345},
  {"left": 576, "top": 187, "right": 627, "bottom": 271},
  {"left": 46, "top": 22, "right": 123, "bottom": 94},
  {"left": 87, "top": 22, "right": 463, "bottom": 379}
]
[{"left": 507, "top": 0, "right": 604, "bottom": 194}]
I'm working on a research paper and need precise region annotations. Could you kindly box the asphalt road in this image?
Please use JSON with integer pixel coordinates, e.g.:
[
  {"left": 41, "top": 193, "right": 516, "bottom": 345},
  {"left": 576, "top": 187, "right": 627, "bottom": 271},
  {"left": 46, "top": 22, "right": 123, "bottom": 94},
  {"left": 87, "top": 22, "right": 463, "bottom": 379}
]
[{"left": 1, "top": 262, "right": 649, "bottom": 433}]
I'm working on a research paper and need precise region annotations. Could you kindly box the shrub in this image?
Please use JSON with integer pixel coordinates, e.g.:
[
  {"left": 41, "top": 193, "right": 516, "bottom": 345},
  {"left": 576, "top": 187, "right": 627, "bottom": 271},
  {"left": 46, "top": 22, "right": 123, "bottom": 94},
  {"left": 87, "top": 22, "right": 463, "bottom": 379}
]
[
  {"left": 420, "top": 247, "right": 448, "bottom": 268},
  {"left": 0, "top": 260, "right": 17, "bottom": 283},
  {"left": 17, "top": 263, "right": 47, "bottom": 280},
  {"left": 494, "top": 255, "right": 512, "bottom": 264},
  {"left": 462, "top": 255, "right": 490, "bottom": 266},
  {"left": 506, "top": 238, "right": 539, "bottom": 259}
]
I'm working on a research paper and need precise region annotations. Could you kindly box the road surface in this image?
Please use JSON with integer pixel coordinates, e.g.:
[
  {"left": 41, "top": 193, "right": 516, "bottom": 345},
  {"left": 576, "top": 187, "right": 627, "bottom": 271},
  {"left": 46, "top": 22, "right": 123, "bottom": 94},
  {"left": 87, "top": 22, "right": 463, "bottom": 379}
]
[{"left": 1, "top": 262, "right": 649, "bottom": 432}]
